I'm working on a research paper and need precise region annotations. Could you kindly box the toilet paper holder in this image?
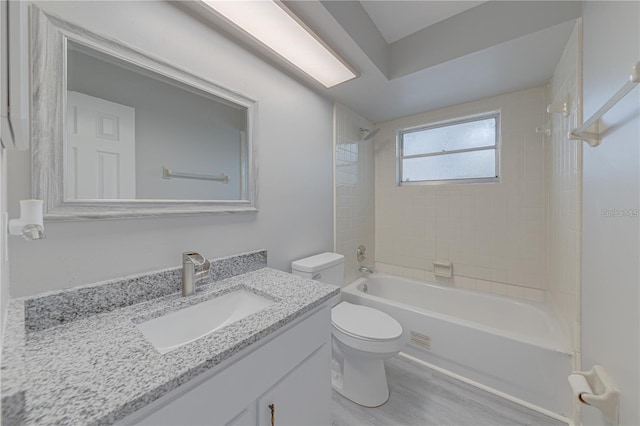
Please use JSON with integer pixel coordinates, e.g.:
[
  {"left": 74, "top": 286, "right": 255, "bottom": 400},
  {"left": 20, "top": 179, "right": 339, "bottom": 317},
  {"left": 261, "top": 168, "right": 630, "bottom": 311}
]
[{"left": 568, "top": 365, "right": 619, "bottom": 426}]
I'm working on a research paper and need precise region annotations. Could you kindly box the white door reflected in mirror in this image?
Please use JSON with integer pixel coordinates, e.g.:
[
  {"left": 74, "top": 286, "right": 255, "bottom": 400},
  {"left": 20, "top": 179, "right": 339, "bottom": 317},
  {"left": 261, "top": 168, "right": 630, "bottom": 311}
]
[{"left": 66, "top": 91, "right": 136, "bottom": 200}]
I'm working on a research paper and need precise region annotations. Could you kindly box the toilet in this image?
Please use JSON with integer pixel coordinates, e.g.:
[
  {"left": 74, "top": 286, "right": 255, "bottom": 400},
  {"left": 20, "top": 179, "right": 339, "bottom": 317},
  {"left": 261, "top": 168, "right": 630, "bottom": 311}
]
[{"left": 292, "top": 253, "right": 404, "bottom": 407}]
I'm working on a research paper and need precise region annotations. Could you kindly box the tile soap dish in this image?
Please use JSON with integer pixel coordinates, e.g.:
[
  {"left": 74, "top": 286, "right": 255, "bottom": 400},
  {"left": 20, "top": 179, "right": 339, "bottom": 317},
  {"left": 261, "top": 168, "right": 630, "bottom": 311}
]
[{"left": 433, "top": 260, "right": 453, "bottom": 278}]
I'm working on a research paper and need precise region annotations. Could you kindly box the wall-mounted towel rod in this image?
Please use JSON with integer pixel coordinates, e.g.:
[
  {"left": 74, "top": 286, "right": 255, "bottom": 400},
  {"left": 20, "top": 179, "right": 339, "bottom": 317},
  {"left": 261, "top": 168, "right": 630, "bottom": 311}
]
[
  {"left": 570, "top": 61, "right": 639, "bottom": 147},
  {"left": 162, "top": 166, "right": 229, "bottom": 183}
]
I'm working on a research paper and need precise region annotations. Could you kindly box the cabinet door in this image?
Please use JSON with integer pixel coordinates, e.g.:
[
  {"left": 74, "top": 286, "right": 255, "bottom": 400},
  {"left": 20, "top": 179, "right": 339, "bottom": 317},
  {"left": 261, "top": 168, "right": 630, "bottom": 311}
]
[
  {"left": 226, "top": 403, "right": 256, "bottom": 426},
  {"left": 257, "top": 344, "right": 331, "bottom": 426},
  {"left": 135, "top": 395, "right": 249, "bottom": 426}
]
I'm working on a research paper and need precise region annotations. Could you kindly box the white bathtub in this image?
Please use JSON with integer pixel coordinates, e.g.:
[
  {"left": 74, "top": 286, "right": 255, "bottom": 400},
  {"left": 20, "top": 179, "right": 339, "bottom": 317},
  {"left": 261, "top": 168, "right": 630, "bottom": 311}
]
[{"left": 341, "top": 274, "right": 572, "bottom": 417}]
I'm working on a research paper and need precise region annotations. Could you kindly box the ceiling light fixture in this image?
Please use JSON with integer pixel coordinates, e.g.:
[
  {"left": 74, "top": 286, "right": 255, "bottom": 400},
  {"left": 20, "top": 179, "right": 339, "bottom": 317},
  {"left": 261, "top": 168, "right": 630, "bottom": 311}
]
[{"left": 202, "top": 0, "right": 357, "bottom": 88}]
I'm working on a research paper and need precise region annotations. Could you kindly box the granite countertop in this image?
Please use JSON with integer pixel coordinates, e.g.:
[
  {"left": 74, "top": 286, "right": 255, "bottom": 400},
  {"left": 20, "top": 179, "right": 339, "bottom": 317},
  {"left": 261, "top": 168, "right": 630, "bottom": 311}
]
[{"left": 1, "top": 251, "right": 340, "bottom": 425}]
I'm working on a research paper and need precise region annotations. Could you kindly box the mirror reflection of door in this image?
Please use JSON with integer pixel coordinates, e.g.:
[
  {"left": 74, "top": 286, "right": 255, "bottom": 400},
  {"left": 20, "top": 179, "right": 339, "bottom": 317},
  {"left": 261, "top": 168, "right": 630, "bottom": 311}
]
[{"left": 66, "top": 91, "right": 136, "bottom": 199}]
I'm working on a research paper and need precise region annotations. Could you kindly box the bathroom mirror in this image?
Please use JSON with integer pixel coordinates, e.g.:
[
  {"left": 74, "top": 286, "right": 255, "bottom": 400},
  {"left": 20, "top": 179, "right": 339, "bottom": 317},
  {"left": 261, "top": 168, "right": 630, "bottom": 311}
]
[{"left": 31, "top": 7, "right": 257, "bottom": 220}]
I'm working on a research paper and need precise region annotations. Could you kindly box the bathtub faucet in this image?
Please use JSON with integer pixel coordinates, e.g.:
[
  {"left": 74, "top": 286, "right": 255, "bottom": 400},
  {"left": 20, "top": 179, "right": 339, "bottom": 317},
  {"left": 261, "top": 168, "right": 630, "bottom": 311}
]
[{"left": 359, "top": 265, "right": 374, "bottom": 274}]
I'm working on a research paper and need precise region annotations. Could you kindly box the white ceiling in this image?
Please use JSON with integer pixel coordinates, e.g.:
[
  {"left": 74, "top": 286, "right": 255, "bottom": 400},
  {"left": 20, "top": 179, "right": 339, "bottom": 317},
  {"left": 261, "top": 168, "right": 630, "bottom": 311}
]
[
  {"left": 312, "top": 1, "right": 582, "bottom": 123},
  {"left": 360, "top": 1, "right": 487, "bottom": 44},
  {"left": 196, "top": 1, "right": 582, "bottom": 124},
  {"left": 328, "top": 20, "right": 576, "bottom": 123}
]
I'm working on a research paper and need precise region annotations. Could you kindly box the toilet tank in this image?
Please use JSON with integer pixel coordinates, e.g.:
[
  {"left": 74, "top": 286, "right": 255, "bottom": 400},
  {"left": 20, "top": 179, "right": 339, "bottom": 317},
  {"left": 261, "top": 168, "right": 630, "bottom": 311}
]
[{"left": 291, "top": 252, "right": 344, "bottom": 286}]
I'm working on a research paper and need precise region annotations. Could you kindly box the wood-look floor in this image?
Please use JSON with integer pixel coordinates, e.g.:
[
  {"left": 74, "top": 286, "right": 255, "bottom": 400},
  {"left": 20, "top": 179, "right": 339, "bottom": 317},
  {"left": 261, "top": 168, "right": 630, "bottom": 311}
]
[{"left": 331, "top": 355, "right": 567, "bottom": 426}]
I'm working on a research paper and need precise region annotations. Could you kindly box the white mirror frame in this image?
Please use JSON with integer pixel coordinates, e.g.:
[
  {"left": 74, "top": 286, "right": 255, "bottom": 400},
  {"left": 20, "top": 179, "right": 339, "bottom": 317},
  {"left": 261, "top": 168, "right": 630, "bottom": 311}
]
[{"left": 31, "top": 7, "right": 258, "bottom": 221}]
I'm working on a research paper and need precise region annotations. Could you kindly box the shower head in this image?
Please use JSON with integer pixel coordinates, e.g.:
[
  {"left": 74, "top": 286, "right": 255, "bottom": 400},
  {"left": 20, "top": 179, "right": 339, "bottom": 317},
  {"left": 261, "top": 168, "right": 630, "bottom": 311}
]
[{"left": 359, "top": 127, "right": 380, "bottom": 141}]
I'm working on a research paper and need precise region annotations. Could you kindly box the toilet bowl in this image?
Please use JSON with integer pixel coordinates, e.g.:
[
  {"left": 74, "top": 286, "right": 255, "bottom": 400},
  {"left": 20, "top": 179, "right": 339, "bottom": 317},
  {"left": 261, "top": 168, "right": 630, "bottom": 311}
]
[
  {"left": 331, "top": 301, "right": 404, "bottom": 407},
  {"left": 291, "top": 253, "right": 404, "bottom": 408}
]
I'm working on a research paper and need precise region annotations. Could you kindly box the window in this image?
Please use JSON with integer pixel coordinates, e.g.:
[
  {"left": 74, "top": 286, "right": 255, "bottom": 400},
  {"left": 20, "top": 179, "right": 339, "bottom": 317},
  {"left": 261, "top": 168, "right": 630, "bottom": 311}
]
[{"left": 398, "top": 113, "right": 499, "bottom": 185}]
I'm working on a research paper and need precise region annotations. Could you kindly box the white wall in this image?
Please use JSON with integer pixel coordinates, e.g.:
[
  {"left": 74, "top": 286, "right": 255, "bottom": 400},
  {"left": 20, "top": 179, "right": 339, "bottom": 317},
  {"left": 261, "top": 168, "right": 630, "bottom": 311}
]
[
  {"left": 374, "top": 87, "right": 549, "bottom": 301},
  {"left": 68, "top": 49, "right": 245, "bottom": 200},
  {"left": 0, "top": 148, "right": 8, "bottom": 341},
  {"left": 334, "top": 103, "right": 375, "bottom": 285},
  {"left": 548, "top": 21, "right": 582, "bottom": 357},
  {"left": 7, "top": 1, "right": 334, "bottom": 297},
  {"left": 581, "top": 2, "right": 639, "bottom": 425}
]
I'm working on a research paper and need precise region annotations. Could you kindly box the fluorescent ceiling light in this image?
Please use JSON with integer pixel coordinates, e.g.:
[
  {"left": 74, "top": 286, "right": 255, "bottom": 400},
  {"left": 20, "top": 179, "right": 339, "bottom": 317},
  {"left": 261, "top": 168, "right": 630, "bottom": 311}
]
[{"left": 203, "top": 1, "right": 357, "bottom": 88}]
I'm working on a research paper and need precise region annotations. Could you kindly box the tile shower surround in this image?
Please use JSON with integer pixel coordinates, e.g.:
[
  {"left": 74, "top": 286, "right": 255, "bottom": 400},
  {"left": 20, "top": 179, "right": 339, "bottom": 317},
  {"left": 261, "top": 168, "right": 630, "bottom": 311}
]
[
  {"left": 334, "top": 103, "right": 375, "bottom": 285},
  {"left": 375, "top": 87, "right": 550, "bottom": 299},
  {"left": 548, "top": 21, "right": 582, "bottom": 353}
]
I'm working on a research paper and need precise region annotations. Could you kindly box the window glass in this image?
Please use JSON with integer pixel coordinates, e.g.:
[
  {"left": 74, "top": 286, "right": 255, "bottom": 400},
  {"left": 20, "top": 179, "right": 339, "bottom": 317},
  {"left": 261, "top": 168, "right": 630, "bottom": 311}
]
[
  {"left": 402, "top": 118, "right": 496, "bottom": 156},
  {"left": 402, "top": 150, "right": 496, "bottom": 182},
  {"left": 399, "top": 114, "right": 498, "bottom": 184}
]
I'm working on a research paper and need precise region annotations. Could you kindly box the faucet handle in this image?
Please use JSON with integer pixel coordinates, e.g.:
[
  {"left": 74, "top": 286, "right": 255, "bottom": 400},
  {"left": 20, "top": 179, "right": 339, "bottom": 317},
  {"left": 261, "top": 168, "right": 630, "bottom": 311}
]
[
  {"left": 183, "top": 252, "right": 206, "bottom": 266},
  {"left": 183, "top": 252, "right": 211, "bottom": 277}
]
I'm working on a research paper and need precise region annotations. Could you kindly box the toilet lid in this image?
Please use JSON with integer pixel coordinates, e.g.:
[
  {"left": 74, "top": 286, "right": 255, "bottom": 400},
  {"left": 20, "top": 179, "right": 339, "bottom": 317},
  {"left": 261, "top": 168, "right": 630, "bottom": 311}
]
[{"left": 332, "top": 302, "right": 403, "bottom": 341}]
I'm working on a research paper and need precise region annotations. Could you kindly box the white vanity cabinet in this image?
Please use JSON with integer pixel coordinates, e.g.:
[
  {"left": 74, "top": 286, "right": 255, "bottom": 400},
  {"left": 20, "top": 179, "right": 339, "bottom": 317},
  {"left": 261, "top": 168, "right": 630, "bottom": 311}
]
[{"left": 120, "top": 304, "right": 332, "bottom": 426}]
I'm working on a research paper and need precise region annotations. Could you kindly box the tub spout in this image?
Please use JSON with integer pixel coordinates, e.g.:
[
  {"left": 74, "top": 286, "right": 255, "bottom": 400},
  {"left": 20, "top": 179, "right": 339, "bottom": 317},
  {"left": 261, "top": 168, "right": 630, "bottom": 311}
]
[{"left": 359, "top": 266, "right": 374, "bottom": 274}]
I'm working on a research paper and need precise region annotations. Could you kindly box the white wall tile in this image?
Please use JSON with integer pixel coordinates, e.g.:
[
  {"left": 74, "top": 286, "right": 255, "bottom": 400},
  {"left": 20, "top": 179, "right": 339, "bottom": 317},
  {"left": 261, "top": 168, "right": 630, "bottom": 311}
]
[
  {"left": 375, "top": 86, "right": 549, "bottom": 292},
  {"left": 547, "top": 22, "right": 581, "bottom": 352},
  {"left": 523, "top": 287, "right": 546, "bottom": 303},
  {"left": 335, "top": 103, "right": 375, "bottom": 285},
  {"left": 507, "top": 285, "right": 524, "bottom": 299},
  {"left": 476, "top": 280, "right": 493, "bottom": 293}
]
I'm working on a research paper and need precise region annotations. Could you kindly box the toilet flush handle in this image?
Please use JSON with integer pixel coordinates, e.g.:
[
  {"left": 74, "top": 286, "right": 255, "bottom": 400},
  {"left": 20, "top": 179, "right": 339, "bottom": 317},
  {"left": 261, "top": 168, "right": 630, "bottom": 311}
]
[{"left": 312, "top": 273, "right": 322, "bottom": 280}]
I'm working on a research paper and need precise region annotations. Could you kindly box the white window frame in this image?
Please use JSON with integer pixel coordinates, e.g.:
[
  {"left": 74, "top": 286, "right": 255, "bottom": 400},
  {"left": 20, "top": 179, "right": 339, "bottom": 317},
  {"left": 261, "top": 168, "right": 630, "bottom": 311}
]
[{"left": 397, "top": 112, "right": 501, "bottom": 186}]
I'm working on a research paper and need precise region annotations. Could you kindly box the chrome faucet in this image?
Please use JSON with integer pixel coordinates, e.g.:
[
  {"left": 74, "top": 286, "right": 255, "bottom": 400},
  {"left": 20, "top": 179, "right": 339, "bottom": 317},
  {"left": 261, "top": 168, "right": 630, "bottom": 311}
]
[
  {"left": 359, "top": 265, "right": 374, "bottom": 274},
  {"left": 182, "top": 252, "right": 211, "bottom": 296}
]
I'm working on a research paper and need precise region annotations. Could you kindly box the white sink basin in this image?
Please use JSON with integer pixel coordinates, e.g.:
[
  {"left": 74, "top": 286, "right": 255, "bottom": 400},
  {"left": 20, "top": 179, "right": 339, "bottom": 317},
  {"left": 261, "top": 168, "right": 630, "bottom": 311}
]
[{"left": 136, "top": 289, "right": 275, "bottom": 354}]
